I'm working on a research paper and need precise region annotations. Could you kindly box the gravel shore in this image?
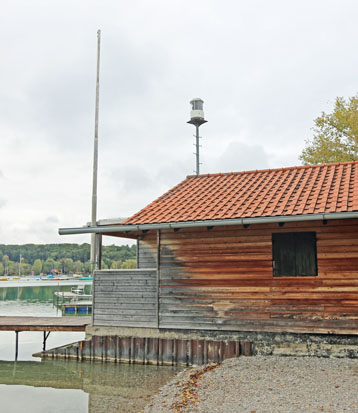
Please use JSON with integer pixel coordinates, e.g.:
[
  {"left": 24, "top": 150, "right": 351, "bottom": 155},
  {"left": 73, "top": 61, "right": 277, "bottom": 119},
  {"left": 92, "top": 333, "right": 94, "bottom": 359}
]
[{"left": 144, "top": 356, "right": 358, "bottom": 412}]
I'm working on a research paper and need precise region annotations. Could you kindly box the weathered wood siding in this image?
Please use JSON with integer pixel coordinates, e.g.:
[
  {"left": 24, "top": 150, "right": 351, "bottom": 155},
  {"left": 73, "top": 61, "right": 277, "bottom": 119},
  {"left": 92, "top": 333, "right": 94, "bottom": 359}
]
[
  {"left": 93, "top": 269, "right": 157, "bottom": 327},
  {"left": 137, "top": 238, "right": 157, "bottom": 269},
  {"left": 157, "top": 219, "right": 358, "bottom": 334}
]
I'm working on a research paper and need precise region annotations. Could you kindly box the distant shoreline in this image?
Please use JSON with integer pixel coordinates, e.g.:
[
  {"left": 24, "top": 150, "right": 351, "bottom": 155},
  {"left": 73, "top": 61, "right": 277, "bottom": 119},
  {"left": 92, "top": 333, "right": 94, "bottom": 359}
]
[{"left": 0, "top": 280, "right": 92, "bottom": 288}]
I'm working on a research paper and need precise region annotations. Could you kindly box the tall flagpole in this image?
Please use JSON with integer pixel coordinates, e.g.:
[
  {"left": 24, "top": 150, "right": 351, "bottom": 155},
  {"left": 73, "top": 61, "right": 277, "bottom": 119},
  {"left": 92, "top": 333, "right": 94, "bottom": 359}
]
[{"left": 91, "top": 29, "right": 101, "bottom": 271}]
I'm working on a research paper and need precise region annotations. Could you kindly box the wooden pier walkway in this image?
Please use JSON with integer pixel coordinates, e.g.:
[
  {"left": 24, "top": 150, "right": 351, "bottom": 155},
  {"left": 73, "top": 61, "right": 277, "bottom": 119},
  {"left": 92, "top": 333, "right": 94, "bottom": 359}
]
[
  {"left": 0, "top": 316, "right": 91, "bottom": 359},
  {"left": 0, "top": 316, "right": 91, "bottom": 332},
  {"left": 54, "top": 291, "right": 92, "bottom": 300}
]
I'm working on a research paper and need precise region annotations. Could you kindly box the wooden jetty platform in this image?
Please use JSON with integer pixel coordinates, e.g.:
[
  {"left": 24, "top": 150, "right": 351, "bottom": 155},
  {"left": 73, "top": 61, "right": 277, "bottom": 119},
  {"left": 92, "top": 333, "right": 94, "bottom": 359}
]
[
  {"left": 0, "top": 316, "right": 91, "bottom": 359},
  {"left": 54, "top": 292, "right": 92, "bottom": 300},
  {"left": 0, "top": 316, "right": 91, "bottom": 332}
]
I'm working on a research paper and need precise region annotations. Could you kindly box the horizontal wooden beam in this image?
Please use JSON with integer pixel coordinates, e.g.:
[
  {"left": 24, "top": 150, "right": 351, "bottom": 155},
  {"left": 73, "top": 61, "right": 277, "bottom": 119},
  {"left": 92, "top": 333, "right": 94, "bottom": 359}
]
[{"left": 0, "top": 316, "right": 91, "bottom": 332}]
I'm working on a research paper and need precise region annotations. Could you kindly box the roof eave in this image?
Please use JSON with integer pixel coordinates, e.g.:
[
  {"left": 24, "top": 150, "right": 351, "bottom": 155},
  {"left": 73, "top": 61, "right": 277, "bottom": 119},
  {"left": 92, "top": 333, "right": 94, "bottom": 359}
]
[{"left": 58, "top": 211, "right": 358, "bottom": 236}]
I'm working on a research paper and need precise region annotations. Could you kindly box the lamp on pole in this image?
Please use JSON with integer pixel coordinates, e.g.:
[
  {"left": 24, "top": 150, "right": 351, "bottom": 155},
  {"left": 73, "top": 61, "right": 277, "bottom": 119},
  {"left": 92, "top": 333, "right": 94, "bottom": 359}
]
[{"left": 187, "top": 98, "right": 207, "bottom": 175}]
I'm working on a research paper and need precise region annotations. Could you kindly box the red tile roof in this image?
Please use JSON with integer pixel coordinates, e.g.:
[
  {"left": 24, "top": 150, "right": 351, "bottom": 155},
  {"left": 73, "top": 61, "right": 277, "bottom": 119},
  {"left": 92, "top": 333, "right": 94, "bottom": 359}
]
[{"left": 123, "top": 161, "right": 358, "bottom": 225}]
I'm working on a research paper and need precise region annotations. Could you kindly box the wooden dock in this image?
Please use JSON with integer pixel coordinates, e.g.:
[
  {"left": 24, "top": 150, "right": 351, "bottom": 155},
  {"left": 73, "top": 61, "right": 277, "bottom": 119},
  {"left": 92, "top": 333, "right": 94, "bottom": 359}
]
[
  {"left": 0, "top": 316, "right": 91, "bottom": 332},
  {"left": 0, "top": 316, "right": 91, "bottom": 359},
  {"left": 54, "top": 292, "right": 92, "bottom": 300}
]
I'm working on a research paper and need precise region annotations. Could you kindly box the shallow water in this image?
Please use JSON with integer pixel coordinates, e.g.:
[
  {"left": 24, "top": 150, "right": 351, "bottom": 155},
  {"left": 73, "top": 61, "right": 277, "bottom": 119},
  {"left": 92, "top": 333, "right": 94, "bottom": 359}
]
[{"left": 0, "top": 284, "right": 181, "bottom": 412}]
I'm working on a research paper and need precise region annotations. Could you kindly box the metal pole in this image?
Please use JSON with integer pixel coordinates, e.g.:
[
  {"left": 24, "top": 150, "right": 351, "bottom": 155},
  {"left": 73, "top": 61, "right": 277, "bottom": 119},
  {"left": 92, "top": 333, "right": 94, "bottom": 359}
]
[
  {"left": 195, "top": 125, "right": 200, "bottom": 175},
  {"left": 91, "top": 29, "right": 101, "bottom": 271}
]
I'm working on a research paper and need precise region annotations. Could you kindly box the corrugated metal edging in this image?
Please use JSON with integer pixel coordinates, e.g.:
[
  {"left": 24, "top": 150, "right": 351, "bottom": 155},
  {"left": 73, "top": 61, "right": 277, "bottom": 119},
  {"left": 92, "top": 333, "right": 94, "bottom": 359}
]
[{"left": 40, "top": 336, "right": 252, "bottom": 366}]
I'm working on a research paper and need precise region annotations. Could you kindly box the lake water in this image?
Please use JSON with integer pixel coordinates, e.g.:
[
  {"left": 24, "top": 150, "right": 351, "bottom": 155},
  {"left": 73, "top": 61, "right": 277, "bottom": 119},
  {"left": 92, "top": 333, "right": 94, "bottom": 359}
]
[{"left": 0, "top": 283, "right": 181, "bottom": 412}]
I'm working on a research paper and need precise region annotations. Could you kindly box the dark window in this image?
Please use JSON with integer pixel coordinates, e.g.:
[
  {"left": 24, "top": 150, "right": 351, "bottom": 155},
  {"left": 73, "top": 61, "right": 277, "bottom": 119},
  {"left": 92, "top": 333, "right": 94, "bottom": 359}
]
[{"left": 272, "top": 232, "right": 317, "bottom": 277}]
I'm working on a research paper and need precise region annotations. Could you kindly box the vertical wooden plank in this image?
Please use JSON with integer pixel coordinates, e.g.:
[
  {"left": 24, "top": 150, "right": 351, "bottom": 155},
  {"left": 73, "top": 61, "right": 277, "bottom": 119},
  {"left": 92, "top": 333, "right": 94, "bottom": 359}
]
[
  {"left": 192, "top": 340, "right": 204, "bottom": 365},
  {"left": 130, "top": 336, "right": 134, "bottom": 363},
  {"left": 221, "top": 341, "right": 235, "bottom": 361},
  {"left": 173, "top": 338, "right": 177, "bottom": 365},
  {"left": 134, "top": 337, "right": 145, "bottom": 364},
  {"left": 235, "top": 341, "right": 241, "bottom": 357},
  {"left": 240, "top": 341, "right": 252, "bottom": 356},
  {"left": 203, "top": 340, "right": 208, "bottom": 364},
  {"left": 115, "top": 336, "right": 121, "bottom": 363},
  {"left": 175, "top": 339, "right": 186, "bottom": 365},
  {"left": 156, "top": 230, "right": 161, "bottom": 328},
  {"left": 92, "top": 335, "right": 103, "bottom": 360},
  {"left": 106, "top": 336, "right": 116, "bottom": 360},
  {"left": 136, "top": 239, "right": 139, "bottom": 268},
  {"left": 91, "top": 272, "right": 96, "bottom": 326},
  {"left": 162, "top": 339, "right": 174, "bottom": 365},
  {"left": 145, "top": 337, "right": 155, "bottom": 364},
  {"left": 120, "top": 337, "right": 131, "bottom": 363},
  {"left": 188, "top": 339, "right": 193, "bottom": 365},
  {"left": 82, "top": 340, "right": 91, "bottom": 361},
  {"left": 144, "top": 337, "right": 148, "bottom": 364}
]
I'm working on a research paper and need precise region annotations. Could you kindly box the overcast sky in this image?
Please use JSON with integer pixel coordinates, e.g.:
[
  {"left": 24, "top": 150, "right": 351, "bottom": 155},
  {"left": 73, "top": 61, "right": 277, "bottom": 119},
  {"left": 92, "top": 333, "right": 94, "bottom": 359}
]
[{"left": 1, "top": 0, "right": 358, "bottom": 246}]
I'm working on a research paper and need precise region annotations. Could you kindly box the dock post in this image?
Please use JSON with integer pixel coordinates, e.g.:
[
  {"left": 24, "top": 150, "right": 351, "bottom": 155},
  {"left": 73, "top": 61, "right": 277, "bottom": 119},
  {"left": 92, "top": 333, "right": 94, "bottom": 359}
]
[
  {"left": 43, "top": 331, "right": 51, "bottom": 351},
  {"left": 15, "top": 331, "right": 19, "bottom": 361}
]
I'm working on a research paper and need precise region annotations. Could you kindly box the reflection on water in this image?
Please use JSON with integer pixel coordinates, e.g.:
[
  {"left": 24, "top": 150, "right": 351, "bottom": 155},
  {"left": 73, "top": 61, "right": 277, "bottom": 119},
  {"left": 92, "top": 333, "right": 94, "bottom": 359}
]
[
  {"left": 0, "top": 284, "right": 92, "bottom": 302},
  {"left": 0, "top": 284, "right": 182, "bottom": 412},
  {"left": 0, "top": 359, "right": 180, "bottom": 413}
]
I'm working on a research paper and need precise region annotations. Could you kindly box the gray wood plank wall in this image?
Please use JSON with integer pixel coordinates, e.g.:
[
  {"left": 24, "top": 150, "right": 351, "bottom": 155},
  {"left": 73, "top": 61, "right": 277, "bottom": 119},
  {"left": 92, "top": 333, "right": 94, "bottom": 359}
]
[
  {"left": 137, "top": 238, "right": 157, "bottom": 269},
  {"left": 93, "top": 269, "right": 157, "bottom": 327}
]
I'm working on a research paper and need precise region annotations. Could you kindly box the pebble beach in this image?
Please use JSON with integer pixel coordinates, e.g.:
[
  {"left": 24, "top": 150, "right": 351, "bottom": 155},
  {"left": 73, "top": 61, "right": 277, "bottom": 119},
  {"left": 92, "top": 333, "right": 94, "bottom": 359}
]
[{"left": 144, "top": 356, "right": 358, "bottom": 412}]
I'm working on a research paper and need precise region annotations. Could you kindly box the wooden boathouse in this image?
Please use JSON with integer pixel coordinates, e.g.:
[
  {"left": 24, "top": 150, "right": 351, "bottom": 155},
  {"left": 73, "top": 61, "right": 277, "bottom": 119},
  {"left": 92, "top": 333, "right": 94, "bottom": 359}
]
[{"left": 58, "top": 161, "right": 358, "bottom": 363}]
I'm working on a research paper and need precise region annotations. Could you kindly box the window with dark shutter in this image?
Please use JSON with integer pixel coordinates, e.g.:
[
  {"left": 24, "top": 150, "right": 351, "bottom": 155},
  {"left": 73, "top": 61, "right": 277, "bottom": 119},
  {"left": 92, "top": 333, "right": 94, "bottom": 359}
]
[{"left": 272, "top": 232, "right": 317, "bottom": 277}]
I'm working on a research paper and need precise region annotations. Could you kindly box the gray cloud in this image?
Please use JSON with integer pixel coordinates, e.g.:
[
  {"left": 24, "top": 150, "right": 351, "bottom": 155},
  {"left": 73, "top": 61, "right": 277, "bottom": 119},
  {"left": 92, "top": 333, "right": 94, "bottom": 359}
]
[
  {"left": 46, "top": 216, "right": 60, "bottom": 224},
  {"left": 1, "top": 0, "right": 358, "bottom": 244},
  {"left": 213, "top": 142, "right": 270, "bottom": 173}
]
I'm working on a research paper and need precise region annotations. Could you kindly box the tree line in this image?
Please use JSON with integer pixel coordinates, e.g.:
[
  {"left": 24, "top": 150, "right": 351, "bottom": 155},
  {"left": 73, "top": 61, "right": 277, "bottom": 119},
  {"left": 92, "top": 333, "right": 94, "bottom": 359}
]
[{"left": 0, "top": 243, "right": 136, "bottom": 276}]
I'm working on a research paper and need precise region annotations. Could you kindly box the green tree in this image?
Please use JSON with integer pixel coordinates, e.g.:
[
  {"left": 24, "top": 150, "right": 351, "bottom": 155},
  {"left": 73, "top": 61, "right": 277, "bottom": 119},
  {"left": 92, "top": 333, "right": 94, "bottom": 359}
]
[
  {"left": 2, "top": 255, "right": 9, "bottom": 276},
  {"left": 63, "top": 258, "right": 74, "bottom": 274},
  {"left": 24, "top": 263, "right": 32, "bottom": 275},
  {"left": 300, "top": 94, "right": 358, "bottom": 165},
  {"left": 8, "top": 261, "right": 17, "bottom": 276},
  {"left": 33, "top": 259, "right": 43, "bottom": 274},
  {"left": 0, "top": 262, "right": 4, "bottom": 276},
  {"left": 43, "top": 258, "right": 55, "bottom": 274},
  {"left": 0, "top": 244, "right": 136, "bottom": 274},
  {"left": 74, "top": 260, "right": 84, "bottom": 273},
  {"left": 121, "top": 259, "right": 136, "bottom": 269},
  {"left": 110, "top": 260, "right": 122, "bottom": 269}
]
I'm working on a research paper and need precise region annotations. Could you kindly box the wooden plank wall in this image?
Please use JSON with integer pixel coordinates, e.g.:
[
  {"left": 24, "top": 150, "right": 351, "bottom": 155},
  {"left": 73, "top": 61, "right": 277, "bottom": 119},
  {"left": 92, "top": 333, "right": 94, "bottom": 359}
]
[
  {"left": 138, "top": 238, "right": 157, "bottom": 269},
  {"left": 93, "top": 269, "right": 157, "bottom": 328},
  {"left": 155, "top": 219, "right": 358, "bottom": 335}
]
